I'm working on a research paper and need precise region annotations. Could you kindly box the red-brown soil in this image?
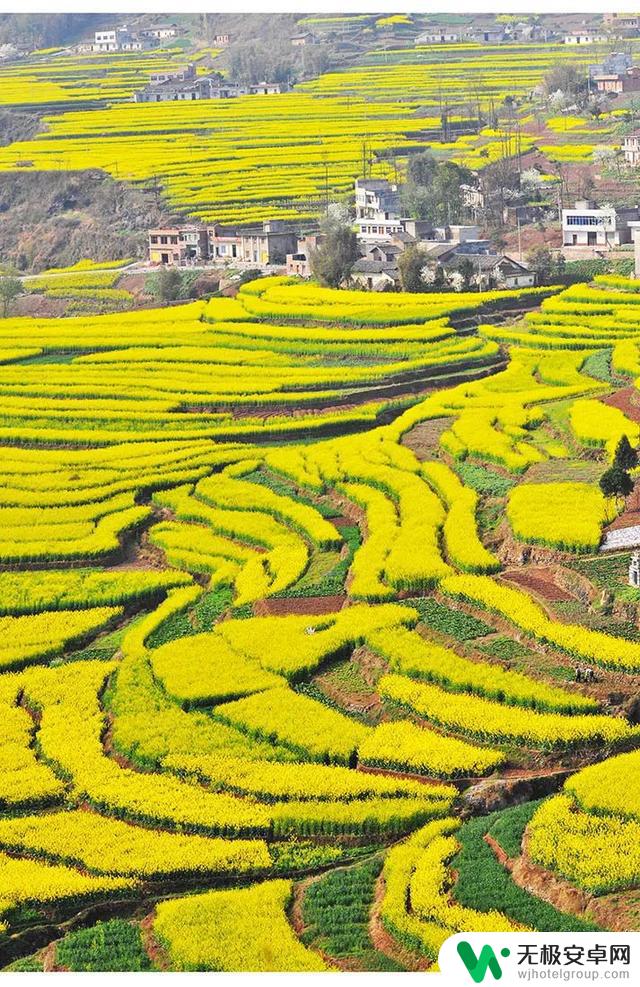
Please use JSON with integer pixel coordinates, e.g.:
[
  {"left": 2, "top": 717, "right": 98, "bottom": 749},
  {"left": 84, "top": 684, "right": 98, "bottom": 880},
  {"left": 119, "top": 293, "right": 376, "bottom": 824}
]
[
  {"left": 501, "top": 567, "right": 575, "bottom": 602},
  {"left": 252, "top": 594, "right": 346, "bottom": 616}
]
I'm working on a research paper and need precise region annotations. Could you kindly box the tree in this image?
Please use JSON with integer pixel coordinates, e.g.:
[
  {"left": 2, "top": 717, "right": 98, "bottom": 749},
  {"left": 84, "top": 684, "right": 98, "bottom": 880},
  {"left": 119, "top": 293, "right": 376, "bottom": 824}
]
[
  {"left": 154, "top": 266, "right": 182, "bottom": 303},
  {"left": 543, "top": 63, "right": 587, "bottom": 100},
  {"left": 0, "top": 273, "right": 22, "bottom": 317},
  {"left": 600, "top": 465, "right": 634, "bottom": 503},
  {"left": 401, "top": 153, "right": 473, "bottom": 225},
  {"left": 525, "top": 245, "right": 565, "bottom": 286},
  {"left": 457, "top": 257, "right": 475, "bottom": 290},
  {"left": 309, "top": 213, "right": 359, "bottom": 288},
  {"left": 398, "top": 246, "right": 428, "bottom": 292},
  {"left": 614, "top": 434, "right": 638, "bottom": 472},
  {"left": 406, "top": 151, "right": 437, "bottom": 187}
]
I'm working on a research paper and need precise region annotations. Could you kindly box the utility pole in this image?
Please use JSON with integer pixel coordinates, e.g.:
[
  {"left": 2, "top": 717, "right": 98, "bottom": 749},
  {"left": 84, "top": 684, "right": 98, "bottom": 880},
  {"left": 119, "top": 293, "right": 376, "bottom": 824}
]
[{"left": 517, "top": 214, "right": 523, "bottom": 261}]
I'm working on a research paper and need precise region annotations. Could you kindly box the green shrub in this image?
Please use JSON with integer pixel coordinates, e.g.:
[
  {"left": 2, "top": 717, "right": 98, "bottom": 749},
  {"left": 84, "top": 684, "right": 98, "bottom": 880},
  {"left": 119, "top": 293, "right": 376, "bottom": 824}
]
[
  {"left": 452, "top": 810, "right": 600, "bottom": 932},
  {"left": 404, "top": 597, "right": 494, "bottom": 640},
  {"left": 55, "top": 920, "right": 151, "bottom": 972}
]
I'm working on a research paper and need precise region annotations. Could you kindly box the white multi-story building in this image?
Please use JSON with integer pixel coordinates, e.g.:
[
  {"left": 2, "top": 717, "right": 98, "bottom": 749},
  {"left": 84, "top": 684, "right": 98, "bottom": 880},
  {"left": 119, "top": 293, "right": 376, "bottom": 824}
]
[
  {"left": 92, "top": 30, "right": 119, "bottom": 52},
  {"left": 624, "top": 134, "right": 640, "bottom": 166},
  {"left": 562, "top": 199, "right": 640, "bottom": 247},
  {"left": 355, "top": 179, "right": 404, "bottom": 240}
]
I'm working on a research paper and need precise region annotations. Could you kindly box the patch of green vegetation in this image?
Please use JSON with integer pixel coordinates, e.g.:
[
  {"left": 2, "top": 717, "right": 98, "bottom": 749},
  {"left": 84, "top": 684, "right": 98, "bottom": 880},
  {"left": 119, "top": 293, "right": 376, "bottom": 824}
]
[
  {"left": 552, "top": 601, "right": 640, "bottom": 640},
  {"left": 487, "top": 799, "right": 541, "bottom": 858},
  {"left": 302, "top": 856, "right": 403, "bottom": 970},
  {"left": 278, "top": 525, "right": 360, "bottom": 598},
  {"left": 477, "top": 500, "right": 504, "bottom": 535},
  {"left": 229, "top": 602, "right": 254, "bottom": 620},
  {"left": 270, "top": 840, "right": 378, "bottom": 874},
  {"left": 406, "top": 597, "right": 494, "bottom": 640},
  {"left": 569, "top": 553, "right": 628, "bottom": 592},
  {"left": 245, "top": 468, "right": 336, "bottom": 517},
  {"left": 453, "top": 809, "right": 600, "bottom": 932},
  {"left": 581, "top": 349, "right": 613, "bottom": 384},
  {"left": 320, "top": 658, "right": 374, "bottom": 694},
  {"left": 3, "top": 957, "right": 44, "bottom": 972},
  {"left": 144, "top": 609, "right": 193, "bottom": 648},
  {"left": 477, "top": 636, "right": 531, "bottom": 662},
  {"left": 55, "top": 920, "right": 151, "bottom": 972},
  {"left": 454, "top": 462, "right": 516, "bottom": 497},
  {"left": 192, "top": 586, "right": 233, "bottom": 631}
]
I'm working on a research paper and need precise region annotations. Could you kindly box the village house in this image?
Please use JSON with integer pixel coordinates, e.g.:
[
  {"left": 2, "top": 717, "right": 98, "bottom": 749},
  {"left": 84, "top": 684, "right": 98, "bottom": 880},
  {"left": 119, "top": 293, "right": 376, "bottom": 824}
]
[
  {"left": 415, "top": 28, "right": 462, "bottom": 44},
  {"left": 140, "top": 24, "right": 179, "bottom": 41},
  {"left": 603, "top": 12, "right": 640, "bottom": 35},
  {"left": 148, "top": 227, "right": 209, "bottom": 265},
  {"left": 149, "top": 222, "right": 298, "bottom": 267},
  {"left": 149, "top": 64, "right": 196, "bottom": 86},
  {"left": 90, "top": 25, "right": 154, "bottom": 52},
  {"left": 134, "top": 73, "right": 286, "bottom": 103},
  {"left": 350, "top": 259, "right": 399, "bottom": 291},
  {"left": 564, "top": 30, "right": 607, "bottom": 44},
  {"left": 214, "top": 34, "right": 231, "bottom": 45},
  {"left": 355, "top": 178, "right": 404, "bottom": 240},
  {"left": 290, "top": 32, "right": 315, "bottom": 47},
  {"left": 562, "top": 199, "right": 640, "bottom": 247},
  {"left": 592, "top": 66, "right": 640, "bottom": 94},
  {"left": 624, "top": 134, "right": 640, "bottom": 165},
  {"left": 285, "top": 234, "right": 324, "bottom": 278}
]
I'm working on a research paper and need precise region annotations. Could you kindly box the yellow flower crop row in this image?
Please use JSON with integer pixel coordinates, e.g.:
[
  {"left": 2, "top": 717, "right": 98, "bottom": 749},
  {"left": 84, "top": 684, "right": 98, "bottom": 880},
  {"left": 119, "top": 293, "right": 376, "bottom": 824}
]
[
  {"left": 569, "top": 398, "right": 639, "bottom": 461},
  {"left": 164, "top": 751, "right": 454, "bottom": 804},
  {"left": 214, "top": 686, "right": 370, "bottom": 766},
  {"left": 527, "top": 794, "right": 640, "bottom": 894},
  {"left": 0, "top": 809, "right": 270, "bottom": 879},
  {"left": 421, "top": 461, "right": 499, "bottom": 572},
  {"left": 378, "top": 673, "right": 631, "bottom": 749},
  {"left": 0, "top": 605, "right": 122, "bottom": 671},
  {"left": 155, "top": 880, "right": 329, "bottom": 971},
  {"left": 367, "top": 625, "right": 596, "bottom": 714},
  {"left": 358, "top": 720, "right": 504, "bottom": 779},
  {"left": 506, "top": 481, "right": 614, "bottom": 552},
  {"left": 442, "top": 574, "right": 640, "bottom": 672}
]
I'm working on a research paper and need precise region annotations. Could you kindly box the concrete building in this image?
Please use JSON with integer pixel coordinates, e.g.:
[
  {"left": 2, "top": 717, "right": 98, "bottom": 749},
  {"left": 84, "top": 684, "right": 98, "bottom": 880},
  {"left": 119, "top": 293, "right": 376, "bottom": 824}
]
[
  {"left": 592, "top": 67, "right": 640, "bottom": 94},
  {"left": 149, "top": 222, "right": 297, "bottom": 267},
  {"left": 149, "top": 64, "right": 196, "bottom": 86},
  {"left": 604, "top": 13, "right": 640, "bottom": 35},
  {"left": 92, "top": 30, "right": 119, "bottom": 52},
  {"left": 562, "top": 199, "right": 640, "bottom": 247},
  {"left": 286, "top": 234, "right": 324, "bottom": 278},
  {"left": 214, "top": 34, "right": 231, "bottom": 45},
  {"left": 135, "top": 73, "right": 285, "bottom": 103},
  {"left": 355, "top": 178, "right": 404, "bottom": 240},
  {"left": 148, "top": 227, "right": 209, "bottom": 265},
  {"left": 624, "top": 134, "right": 640, "bottom": 165},
  {"left": 415, "top": 29, "right": 461, "bottom": 44},
  {"left": 564, "top": 31, "right": 607, "bottom": 44},
  {"left": 140, "top": 25, "right": 178, "bottom": 40},
  {"left": 351, "top": 259, "right": 399, "bottom": 291},
  {"left": 589, "top": 51, "right": 633, "bottom": 77}
]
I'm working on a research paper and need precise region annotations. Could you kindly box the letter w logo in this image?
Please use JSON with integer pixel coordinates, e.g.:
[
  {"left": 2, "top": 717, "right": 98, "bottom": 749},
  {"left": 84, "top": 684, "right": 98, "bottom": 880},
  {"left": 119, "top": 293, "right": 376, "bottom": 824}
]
[{"left": 457, "top": 941, "right": 507, "bottom": 983}]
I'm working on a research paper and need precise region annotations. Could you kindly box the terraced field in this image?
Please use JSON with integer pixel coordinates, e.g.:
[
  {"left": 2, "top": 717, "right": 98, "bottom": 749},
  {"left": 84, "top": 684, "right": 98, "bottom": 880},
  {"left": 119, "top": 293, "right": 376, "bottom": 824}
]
[{"left": 2, "top": 274, "right": 640, "bottom": 970}]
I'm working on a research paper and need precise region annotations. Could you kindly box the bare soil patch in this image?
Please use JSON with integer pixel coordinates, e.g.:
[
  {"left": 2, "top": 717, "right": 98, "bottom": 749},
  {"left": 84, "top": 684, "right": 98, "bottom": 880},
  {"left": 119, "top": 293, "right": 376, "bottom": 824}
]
[
  {"left": 253, "top": 594, "right": 346, "bottom": 616},
  {"left": 502, "top": 567, "right": 575, "bottom": 602}
]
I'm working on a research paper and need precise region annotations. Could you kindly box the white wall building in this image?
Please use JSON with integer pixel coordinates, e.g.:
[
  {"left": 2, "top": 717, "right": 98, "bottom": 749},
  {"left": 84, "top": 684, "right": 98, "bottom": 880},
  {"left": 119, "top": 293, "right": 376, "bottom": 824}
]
[
  {"left": 624, "top": 134, "right": 640, "bottom": 166},
  {"left": 415, "top": 29, "right": 461, "bottom": 44},
  {"left": 355, "top": 178, "right": 404, "bottom": 240},
  {"left": 564, "top": 31, "right": 607, "bottom": 44},
  {"left": 562, "top": 199, "right": 640, "bottom": 247}
]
